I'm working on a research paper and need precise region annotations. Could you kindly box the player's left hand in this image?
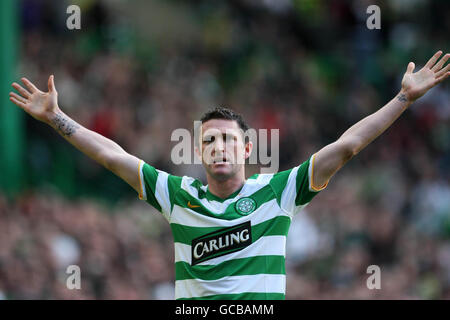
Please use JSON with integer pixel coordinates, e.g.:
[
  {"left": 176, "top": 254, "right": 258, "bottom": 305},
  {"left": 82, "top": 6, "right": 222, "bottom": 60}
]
[{"left": 401, "top": 50, "right": 450, "bottom": 102}]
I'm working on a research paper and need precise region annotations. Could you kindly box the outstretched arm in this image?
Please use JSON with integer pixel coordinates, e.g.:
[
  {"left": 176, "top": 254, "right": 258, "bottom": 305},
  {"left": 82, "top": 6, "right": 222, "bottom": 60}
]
[
  {"left": 9, "top": 75, "right": 141, "bottom": 194},
  {"left": 311, "top": 50, "right": 450, "bottom": 189}
]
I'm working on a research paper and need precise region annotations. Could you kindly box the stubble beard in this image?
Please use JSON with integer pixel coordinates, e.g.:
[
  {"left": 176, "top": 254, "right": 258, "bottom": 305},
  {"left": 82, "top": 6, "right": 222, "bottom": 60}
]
[{"left": 205, "top": 162, "right": 243, "bottom": 182}]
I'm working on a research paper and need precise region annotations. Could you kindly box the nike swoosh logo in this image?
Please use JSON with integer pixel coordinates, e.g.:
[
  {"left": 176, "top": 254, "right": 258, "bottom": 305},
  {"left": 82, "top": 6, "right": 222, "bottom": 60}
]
[{"left": 187, "top": 201, "right": 200, "bottom": 208}]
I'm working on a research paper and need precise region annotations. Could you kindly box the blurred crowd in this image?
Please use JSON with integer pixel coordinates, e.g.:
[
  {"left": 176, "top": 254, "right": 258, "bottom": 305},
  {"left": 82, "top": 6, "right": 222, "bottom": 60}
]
[
  {"left": 1, "top": 0, "right": 449, "bottom": 299},
  {"left": 0, "top": 191, "right": 173, "bottom": 299}
]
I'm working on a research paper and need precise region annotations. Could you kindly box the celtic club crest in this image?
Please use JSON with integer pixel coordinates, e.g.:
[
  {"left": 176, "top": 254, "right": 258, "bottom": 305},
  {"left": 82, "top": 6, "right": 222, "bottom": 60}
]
[{"left": 235, "top": 197, "right": 256, "bottom": 216}]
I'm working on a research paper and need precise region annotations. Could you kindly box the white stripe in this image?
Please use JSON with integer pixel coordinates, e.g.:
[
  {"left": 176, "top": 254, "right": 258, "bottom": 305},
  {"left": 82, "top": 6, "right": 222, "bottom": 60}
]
[
  {"left": 175, "top": 274, "right": 286, "bottom": 299},
  {"left": 139, "top": 160, "right": 147, "bottom": 200},
  {"left": 280, "top": 166, "right": 300, "bottom": 216},
  {"left": 174, "top": 242, "right": 191, "bottom": 263},
  {"left": 181, "top": 176, "right": 199, "bottom": 197},
  {"left": 180, "top": 177, "right": 232, "bottom": 213},
  {"left": 180, "top": 175, "right": 274, "bottom": 214},
  {"left": 237, "top": 175, "right": 273, "bottom": 198},
  {"left": 155, "top": 170, "right": 171, "bottom": 221},
  {"left": 174, "top": 235, "right": 286, "bottom": 264},
  {"left": 170, "top": 198, "right": 289, "bottom": 228},
  {"left": 308, "top": 154, "right": 315, "bottom": 192},
  {"left": 256, "top": 173, "right": 274, "bottom": 185}
]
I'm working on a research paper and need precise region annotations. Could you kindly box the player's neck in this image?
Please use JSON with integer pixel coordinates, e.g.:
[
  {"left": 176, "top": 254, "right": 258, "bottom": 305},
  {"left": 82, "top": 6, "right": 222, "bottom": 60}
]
[{"left": 206, "top": 170, "right": 246, "bottom": 200}]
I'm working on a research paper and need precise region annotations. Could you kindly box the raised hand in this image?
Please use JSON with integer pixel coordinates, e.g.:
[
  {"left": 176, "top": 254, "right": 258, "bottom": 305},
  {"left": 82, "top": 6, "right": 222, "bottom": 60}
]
[
  {"left": 9, "top": 75, "right": 60, "bottom": 124},
  {"left": 401, "top": 51, "right": 450, "bottom": 102}
]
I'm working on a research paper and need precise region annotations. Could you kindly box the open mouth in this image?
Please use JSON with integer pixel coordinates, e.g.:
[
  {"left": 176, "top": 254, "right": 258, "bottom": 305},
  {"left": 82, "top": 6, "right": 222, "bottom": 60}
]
[{"left": 213, "top": 157, "right": 230, "bottom": 164}]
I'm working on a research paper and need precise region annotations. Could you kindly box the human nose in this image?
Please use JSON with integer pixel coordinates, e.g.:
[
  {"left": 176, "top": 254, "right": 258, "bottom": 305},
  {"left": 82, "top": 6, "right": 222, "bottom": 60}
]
[{"left": 213, "top": 136, "right": 225, "bottom": 153}]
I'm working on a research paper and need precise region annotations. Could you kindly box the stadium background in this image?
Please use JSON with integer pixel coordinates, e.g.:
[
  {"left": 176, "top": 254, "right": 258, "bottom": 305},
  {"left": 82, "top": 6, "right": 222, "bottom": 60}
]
[{"left": 0, "top": 0, "right": 449, "bottom": 299}]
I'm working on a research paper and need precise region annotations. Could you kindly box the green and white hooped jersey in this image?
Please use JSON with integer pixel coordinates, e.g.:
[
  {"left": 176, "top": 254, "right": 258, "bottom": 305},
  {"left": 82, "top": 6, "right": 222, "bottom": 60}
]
[{"left": 138, "top": 154, "right": 327, "bottom": 300}]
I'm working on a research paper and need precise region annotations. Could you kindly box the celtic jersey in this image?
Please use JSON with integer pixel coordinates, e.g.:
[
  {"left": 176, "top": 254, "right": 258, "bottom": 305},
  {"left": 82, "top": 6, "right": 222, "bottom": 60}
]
[{"left": 138, "top": 154, "right": 327, "bottom": 300}]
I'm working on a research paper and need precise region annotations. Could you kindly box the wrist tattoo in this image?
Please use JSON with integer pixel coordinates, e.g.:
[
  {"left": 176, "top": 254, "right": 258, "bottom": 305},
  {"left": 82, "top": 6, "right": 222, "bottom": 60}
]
[
  {"left": 52, "top": 112, "right": 80, "bottom": 137},
  {"left": 397, "top": 93, "right": 408, "bottom": 103}
]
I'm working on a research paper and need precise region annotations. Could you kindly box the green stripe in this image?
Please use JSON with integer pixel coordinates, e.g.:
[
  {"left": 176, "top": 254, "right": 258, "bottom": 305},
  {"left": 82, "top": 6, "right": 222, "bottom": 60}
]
[
  {"left": 142, "top": 164, "right": 162, "bottom": 212},
  {"left": 171, "top": 215, "right": 291, "bottom": 245},
  {"left": 250, "top": 185, "right": 275, "bottom": 211},
  {"left": 177, "top": 292, "right": 285, "bottom": 300},
  {"left": 175, "top": 255, "right": 285, "bottom": 280},
  {"left": 190, "top": 179, "right": 207, "bottom": 200},
  {"left": 253, "top": 216, "right": 291, "bottom": 238},
  {"left": 295, "top": 158, "right": 320, "bottom": 206},
  {"left": 205, "top": 185, "right": 243, "bottom": 203},
  {"left": 269, "top": 169, "right": 292, "bottom": 207},
  {"left": 167, "top": 174, "right": 183, "bottom": 212},
  {"left": 189, "top": 176, "right": 257, "bottom": 202},
  {"left": 174, "top": 184, "right": 276, "bottom": 221}
]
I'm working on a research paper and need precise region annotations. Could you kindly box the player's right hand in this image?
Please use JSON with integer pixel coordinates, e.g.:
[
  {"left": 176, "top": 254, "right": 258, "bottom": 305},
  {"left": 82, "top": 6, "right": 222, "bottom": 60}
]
[{"left": 9, "top": 75, "right": 60, "bottom": 124}]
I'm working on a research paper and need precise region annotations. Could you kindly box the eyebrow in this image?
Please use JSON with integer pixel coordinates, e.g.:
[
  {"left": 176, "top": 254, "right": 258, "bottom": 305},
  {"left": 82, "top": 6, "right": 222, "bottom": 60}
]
[{"left": 202, "top": 132, "right": 238, "bottom": 139}]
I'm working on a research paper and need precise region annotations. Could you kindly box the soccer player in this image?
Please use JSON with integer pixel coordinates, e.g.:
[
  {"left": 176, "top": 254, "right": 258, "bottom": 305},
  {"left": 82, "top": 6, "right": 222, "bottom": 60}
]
[{"left": 9, "top": 51, "right": 450, "bottom": 300}]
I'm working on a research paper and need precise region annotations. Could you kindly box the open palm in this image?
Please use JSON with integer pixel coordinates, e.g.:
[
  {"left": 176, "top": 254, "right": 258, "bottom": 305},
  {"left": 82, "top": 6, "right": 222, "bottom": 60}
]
[
  {"left": 9, "top": 75, "right": 59, "bottom": 124},
  {"left": 401, "top": 51, "right": 450, "bottom": 102}
]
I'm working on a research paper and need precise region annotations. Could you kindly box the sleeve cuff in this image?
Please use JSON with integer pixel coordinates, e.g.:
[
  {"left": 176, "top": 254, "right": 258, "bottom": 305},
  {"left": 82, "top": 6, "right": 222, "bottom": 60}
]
[{"left": 308, "top": 154, "right": 328, "bottom": 192}]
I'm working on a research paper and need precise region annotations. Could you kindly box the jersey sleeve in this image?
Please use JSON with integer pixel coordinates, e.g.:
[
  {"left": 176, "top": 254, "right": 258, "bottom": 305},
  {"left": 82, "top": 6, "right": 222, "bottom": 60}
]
[
  {"left": 270, "top": 154, "right": 328, "bottom": 217},
  {"left": 138, "top": 160, "right": 181, "bottom": 222}
]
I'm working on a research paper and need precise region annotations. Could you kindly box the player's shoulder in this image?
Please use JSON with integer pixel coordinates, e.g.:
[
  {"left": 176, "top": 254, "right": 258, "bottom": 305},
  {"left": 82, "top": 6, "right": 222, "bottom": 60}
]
[
  {"left": 141, "top": 161, "right": 185, "bottom": 179},
  {"left": 246, "top": 172, "right": 277, "bottom": 186},
  {"left": 177, "top": 174, "right": 207, "bottom": 195},
  {"left": 257, "top": 165, "right": 307, "bottom": 191}
]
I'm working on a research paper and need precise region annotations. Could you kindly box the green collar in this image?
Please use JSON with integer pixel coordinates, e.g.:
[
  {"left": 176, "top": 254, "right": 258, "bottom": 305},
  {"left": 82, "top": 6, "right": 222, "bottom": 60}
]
[{"left": 206, "top": 183, "right": 245, "bottom": 203}]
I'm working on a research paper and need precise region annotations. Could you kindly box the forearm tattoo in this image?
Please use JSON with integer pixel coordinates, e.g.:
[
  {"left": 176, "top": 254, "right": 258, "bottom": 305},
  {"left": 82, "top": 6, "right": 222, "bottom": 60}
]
[
  {"left": 397, "top": 93, "right": 408, "bottom": 103},
  {"left": 51, "top": 112, "right": 80, "bottom": 137}
]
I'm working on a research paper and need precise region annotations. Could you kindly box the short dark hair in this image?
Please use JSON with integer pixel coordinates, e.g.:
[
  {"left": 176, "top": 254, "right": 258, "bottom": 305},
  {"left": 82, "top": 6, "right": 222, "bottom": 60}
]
[{"left": 200, "top": 106, "right": 249, "bottom": 132}]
